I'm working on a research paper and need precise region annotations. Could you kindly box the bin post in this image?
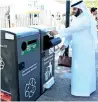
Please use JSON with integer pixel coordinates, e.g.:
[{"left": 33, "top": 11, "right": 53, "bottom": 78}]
[
  {"left": 65, "top": 0, "right": 70, "bottom": 28},
  {"left": 65, "top": 0, "right": 70, "bottom": 56}
]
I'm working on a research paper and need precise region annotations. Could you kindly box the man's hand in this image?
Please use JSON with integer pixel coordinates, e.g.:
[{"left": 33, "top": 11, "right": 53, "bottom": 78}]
[
  {"left": 50, "top": 30, "right": 58, "bottom": 36},
  {"left": 95, "top": 17, "right": 98, "bottom": 22},
  {"left": 60, "top": 45, "right": 66, "bottom": 51}
]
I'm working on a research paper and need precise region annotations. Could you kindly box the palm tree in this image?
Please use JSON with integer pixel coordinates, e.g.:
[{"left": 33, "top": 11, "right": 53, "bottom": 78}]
[
  {"left": 55, "top": 0, "right": 98, "bottom": 8},
  {"left": 84, "top": 0, "right": 98, "bottom": 8}
]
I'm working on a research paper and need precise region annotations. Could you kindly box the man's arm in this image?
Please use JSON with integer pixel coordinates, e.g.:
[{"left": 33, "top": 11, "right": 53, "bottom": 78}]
[
  {"left": 58, "top": 16, "right": 90, "bottom": 37},
  {"left": 57, "top": 15, "right": 90, "bottom": 47},
  {"left": 51, "top": 15, "right": 90, "bottom": 47}
]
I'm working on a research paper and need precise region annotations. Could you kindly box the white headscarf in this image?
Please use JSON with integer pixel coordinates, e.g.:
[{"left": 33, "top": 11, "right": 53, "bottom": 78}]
[{"left": 71, "top": 0, "right": 97, "bottom": 50}]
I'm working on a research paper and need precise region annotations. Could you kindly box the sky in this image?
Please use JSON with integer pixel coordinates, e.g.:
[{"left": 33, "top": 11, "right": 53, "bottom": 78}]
[
  {"left": 0, "top": 0, "right": 28, "bottom": 6},
  {"left": 0, "top": 0, "right": 96, "bottom": 5},
  {"left": 0, "top": 0, "right": 65, "bottom": 13},
  {"left": 38, "top": 0, "right": 65, "bottom": 12},
  {"left": 0, "top": 0, "right": 64, "bottom": 6}
]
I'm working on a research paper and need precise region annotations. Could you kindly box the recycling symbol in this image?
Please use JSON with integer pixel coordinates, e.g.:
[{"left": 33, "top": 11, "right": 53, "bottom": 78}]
[
  {"left": 49, "top": 48, "right": 54, "bottom": 55},
  {"left": 0, "top": 57, "right": 5, "bottom": 70},
  {"left": 25, "top": 78, "right": 36, "bottom": 98}
]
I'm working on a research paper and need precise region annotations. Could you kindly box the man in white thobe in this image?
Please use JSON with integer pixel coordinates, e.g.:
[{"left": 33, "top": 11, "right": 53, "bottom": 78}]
[
  {"left": 90, "top": 7, "right": 98, "bottom": 27},
  {"left": 90, "top": 7, "right": 98, "bottom": 21},
  {"left": 51, "top": 0, "right": 97, "bottom": 96}
]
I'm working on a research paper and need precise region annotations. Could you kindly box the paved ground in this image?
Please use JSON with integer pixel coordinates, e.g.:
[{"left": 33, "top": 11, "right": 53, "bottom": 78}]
[{"left": 37, "top": 32, "right": 98, "bottom": 101}]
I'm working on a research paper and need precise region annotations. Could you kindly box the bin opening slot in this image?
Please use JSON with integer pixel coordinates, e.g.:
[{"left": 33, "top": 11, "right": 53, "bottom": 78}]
[
  {"left": 28, "top": 40, "right": 37, "bottom": 45},
  {"left": 43, "top": 35, "right": 50, "bottom": 50}
]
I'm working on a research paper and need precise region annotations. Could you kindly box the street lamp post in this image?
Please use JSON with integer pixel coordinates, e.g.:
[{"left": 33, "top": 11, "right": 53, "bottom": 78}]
[
  {"left": 65, "top": 0, "right": 70, "bottom": 28},
  {"left": 8, "top": 6, "right": 11, "bottom": 28},
  {"left": 65, "top": 0, "right": 70, "bottom": 56}
]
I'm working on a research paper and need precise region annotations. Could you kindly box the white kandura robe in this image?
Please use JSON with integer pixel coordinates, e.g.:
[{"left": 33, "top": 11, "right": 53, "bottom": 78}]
[{"left": 58, "top": 12, "right": 96, "bottom": 96}]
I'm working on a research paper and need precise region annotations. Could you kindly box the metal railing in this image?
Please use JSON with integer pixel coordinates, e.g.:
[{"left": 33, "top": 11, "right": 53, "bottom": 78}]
[
  {"left": 0, "top": 6, "right": 64, "bottom": 29},
  {"left": 0, "top": 6, "right": 40, "bottom": 28}
]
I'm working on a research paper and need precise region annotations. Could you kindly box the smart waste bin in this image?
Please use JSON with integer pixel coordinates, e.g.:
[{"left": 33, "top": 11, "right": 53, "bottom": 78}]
[
  {"left": 29, "top": 25, "right": 61, "bottom": 94},
  {"left": 0, "top": 27, "right": 41, "bottom": 101}
]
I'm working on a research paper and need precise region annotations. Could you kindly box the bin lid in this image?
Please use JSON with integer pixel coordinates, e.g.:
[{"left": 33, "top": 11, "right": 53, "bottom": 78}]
[
  {"left": 0, "top": 27, "right": 39, "bottom": 39},
  {"left": 29, "top": 25, "right": 56, "bottom": 32}
]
